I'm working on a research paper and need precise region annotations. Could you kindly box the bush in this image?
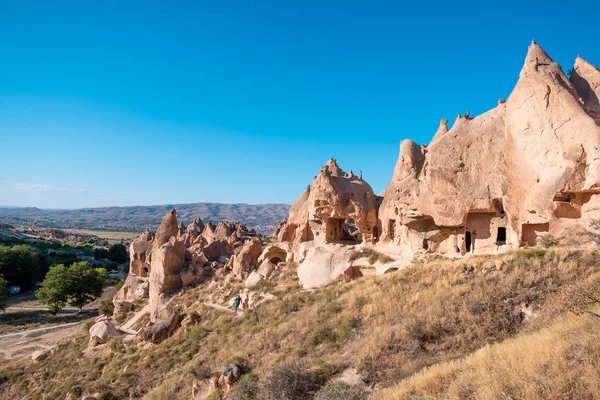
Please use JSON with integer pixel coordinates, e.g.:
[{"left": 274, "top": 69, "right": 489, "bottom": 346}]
[
  {"left": 261, "top": 362, "right": 325, "bottom": 400},
  {"left": 229, "top": 374, "right": 260, "bottom": 400},
  {"left": 314, "top": 381, "right": 370, "bottom": 400},
  {"left": 309, "top": 326, "right": 338, "bottom": 347},
  {"left": 349, "top": 249, "right": 394, "bottom": 265},
  {"left": 537, "top": 234, "right": 557, "bottom": 248},
  {"left": 99, "top": 299, "right": 114, "bottom": 316}
]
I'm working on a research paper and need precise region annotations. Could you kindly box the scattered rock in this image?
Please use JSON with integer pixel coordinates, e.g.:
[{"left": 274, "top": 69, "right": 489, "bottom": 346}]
[
  {"left": 138, "top": 308, "right": 182, "bottom": 344},
  {"left": 88, "top": 316, "right": 121, "bottom": 347},
  {"left": 31, "top": 349, "right": 51, "bottom": 362}
]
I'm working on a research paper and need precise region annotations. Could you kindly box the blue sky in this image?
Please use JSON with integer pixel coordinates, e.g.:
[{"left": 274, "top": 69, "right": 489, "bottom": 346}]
[{"left": 1, "top": 0, "right": 599, "bottom": 208}]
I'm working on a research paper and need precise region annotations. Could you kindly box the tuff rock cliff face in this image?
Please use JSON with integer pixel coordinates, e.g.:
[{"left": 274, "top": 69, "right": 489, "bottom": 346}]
[
  {"left": 278, "top": 41, "right": 600, "bottom": 281},
  {"left": 277, "top": 158, "right": 380, "bottom": 248}
]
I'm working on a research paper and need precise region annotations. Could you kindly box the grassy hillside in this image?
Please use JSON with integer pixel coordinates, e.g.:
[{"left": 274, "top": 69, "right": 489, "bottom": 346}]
[
  {"left": 2, "top": 248, "right": 599, "bottom": 399},
  {"left": 376, "top": 314, "right": 600, "bottom": 400},
  {"left": 0, "top": 203, "right": 290, "bottom": 233}
]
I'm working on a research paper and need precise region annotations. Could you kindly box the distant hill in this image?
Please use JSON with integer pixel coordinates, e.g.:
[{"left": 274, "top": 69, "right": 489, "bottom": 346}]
[{"left": 0, "top": 203, "right": 290, "bottom": 234}]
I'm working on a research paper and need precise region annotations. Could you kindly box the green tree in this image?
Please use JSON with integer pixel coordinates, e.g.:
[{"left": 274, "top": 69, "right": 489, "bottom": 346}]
[
  {"left": 94, "top": 247, "right": 109, "bottom": 259},
  {"left": 36, "top": 264, "right": 71, "bottom": 315},
  {"left": 107, "top": 243, "right": 128, "bottom": 264},
  {"left": 67, "top": 262, "right": 108, "bottom": 311},
  {"left": 0, "top": 245, "right": 40, "bottom": 290},
  {"left": 0, "top": 275, "right": 8, "bottom": 312},
  {"left": 36, "top": 262, "right": 108, "bottom": 314}
]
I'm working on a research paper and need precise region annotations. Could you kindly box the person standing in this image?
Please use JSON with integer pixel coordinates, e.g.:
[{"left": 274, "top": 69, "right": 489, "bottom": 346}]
[{"left": 233, "top": 295, "right": 241, "bottom": 314}]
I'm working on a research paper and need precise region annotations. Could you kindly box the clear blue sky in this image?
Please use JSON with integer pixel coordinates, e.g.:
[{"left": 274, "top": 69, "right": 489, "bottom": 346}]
[{"left": 1, "top": 0, "right": 599, "bottom": 209}]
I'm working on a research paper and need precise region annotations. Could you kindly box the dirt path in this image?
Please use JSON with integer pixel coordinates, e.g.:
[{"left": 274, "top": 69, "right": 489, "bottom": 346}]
[
  {"left": 5, "top": 307, "right": 83, "bottom": 313},
  {"left": 0, "top": 322, "right": 84, "bottom": 362},
  {"left": 203, "top": 302, "right": 242, "bottom": 317},
  {"left": 0, "top": 322, "right": 80, "bottom": 339}
]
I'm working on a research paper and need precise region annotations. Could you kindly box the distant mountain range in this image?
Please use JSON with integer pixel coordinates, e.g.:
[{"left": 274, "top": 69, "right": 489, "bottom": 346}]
[{"left": 0, "top": 203, "right": 290, "bottom": 234}]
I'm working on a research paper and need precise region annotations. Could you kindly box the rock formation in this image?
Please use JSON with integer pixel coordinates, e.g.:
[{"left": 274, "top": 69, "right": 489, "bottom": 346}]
[
  {"left": 379, "top": 41, "right": 600, "bottom": 255},
  {"left": 114, "top": 208, "right": 264, "bottom": 342},
  {"left": 278, "top": 158, "right": 380, "bottom": 252},
  {"left": 129, "top": 230, "right": 154, "bottom": 277},
  {"left": 277, "top": 41, "right": 600, "bottom": 288}
]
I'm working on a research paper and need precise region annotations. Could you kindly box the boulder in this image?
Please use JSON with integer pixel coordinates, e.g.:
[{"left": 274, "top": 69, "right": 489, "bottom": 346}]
[
  {"left": 192, "top": 378, "right": 218, "bottom": 400},
  {"left": 257, "top": 258, "right": 276, "bottom": 279},
  {"left": 297, "top": 244, "right": 351, "bottom": 289},
  {"left": 89, "top": 316, "right": 121, "bottom": 347},
  {"left": 138, "top": 308, "right": 182, "bottom": 344},
  {"left": 217, "top": 255, "right": 230, "bottom": 264},
  {"left": 31, "top": 349, "right": 50, "bottom": 362},
  {"left": 241, "top": 237, "right": 262, "bottom": 263},
  {"left": 231, "top": 252, "right": 252, "bottom": 277},
  {"left": 219, "top": 364, "right": 241, "bottom": 384},
  {"left": 245, "top": 271, "right": 263, "bottom": 288}
]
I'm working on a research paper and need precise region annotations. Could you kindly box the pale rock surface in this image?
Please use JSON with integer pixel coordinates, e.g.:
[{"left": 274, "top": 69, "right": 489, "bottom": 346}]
[
  {"left": 376, "top": 41, "right": 600, "bottom": 257},
  {"left": 149, "top": 210, "right": 185, "bottom": 320},
  {"left": 88, "top": 316, "right": 121, "bottom": 347},
  {"left": 259, "top": 242, "right": 291, "bottom": 264},
  {"left": 231, "top": 237, "right": 262, "bottom": 277},
  {"left": 245, "top": 271, "right": 263, "bottom": 288},
  {"left": 278, "top": 158, "right": 380, "bottom": 258},
  {"left": 192, "top": 378, "right": 218, "bottom": 400},
  {"left": 138, "top": 307, "right": 181, "bottom": 343},
  {"left": 297, "top": 243, "right": 353, "bottom": 289},
  {"left": 571, "top": 55, "right": 600, "bottom": 125},
  {"left": 113, "top": 274, "right": 149, "bottom": 303},
  {"left": 31, "top": 348, "right": 51, "bottom": 362},
  {"left": 128, "top": 230, "right": 154, "bottom": 277},
  {"left": 256, "top": 258, "right": 276, "bottom": 278}
]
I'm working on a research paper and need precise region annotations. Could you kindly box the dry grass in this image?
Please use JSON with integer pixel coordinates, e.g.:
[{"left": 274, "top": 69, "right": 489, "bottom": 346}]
[
  {"left": 375, "top": 313, "right": 600, "bottom": 400},
  {"left": 2, "top": 249, "right": 600, "bottom": 399},
  {"left": 349, "top": 249, "right": 394, "bottom": 264}
]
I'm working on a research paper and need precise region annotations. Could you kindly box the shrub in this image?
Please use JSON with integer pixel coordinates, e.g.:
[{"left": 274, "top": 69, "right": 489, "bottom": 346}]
[
  {"left": 309, "top": 326, "right": 338, "bottom": 347},
  {"left": 314, "top": 381, "right": 370, "bottom": 400},
  {"left": 349, "top": 249, "right": 394, "bottom": 265},
  {"left": 229, "top": 374, "right": 260, "bottom": 400},
  {"left": 261, "top": 362, "right": 325, "bottom": 400},
  {"left": 99, "top": 299, "right": 114, "bottom": 316},
  {"left": 537, "top": 234, "right": 557, "bottom": 248},
  {"left": 355, "top": 296, "right": 367, "bottom": 311}
]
